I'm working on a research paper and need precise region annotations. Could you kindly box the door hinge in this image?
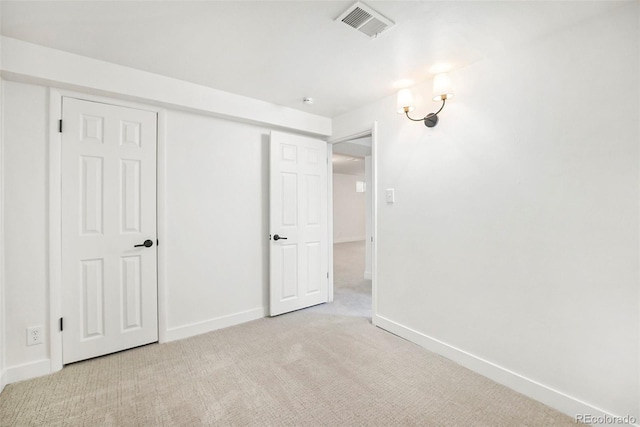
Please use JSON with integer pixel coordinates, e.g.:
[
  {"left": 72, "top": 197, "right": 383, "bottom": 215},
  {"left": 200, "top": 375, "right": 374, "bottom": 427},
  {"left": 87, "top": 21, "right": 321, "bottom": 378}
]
[
  {"left": 59, "top": 317, "right": 64, "bottom": 332},
  {"left": 157, "top": 239, "right": 159, "bottom": 246},
  {"left": 58, "top": 120, "right": 63, "bottom": 133},
  {"left": 327, "top": 272, "right": 329, "bottom": 279}
]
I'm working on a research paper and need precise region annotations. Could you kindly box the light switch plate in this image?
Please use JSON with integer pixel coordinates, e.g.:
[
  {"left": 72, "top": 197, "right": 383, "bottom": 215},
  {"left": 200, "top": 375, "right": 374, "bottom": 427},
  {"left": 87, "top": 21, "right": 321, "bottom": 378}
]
[{"left": 386, "top": 188, "right": 395, "bottom": 204}]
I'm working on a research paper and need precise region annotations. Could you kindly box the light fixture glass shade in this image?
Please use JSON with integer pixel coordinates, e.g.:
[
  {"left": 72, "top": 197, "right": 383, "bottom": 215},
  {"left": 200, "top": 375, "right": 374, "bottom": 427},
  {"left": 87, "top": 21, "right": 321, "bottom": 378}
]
[
  {"left": 396, "top": 88, "right": 415, "bottom": 113},
  {"left": 432, "top": 73, "right": 454, "bottom": 101}
]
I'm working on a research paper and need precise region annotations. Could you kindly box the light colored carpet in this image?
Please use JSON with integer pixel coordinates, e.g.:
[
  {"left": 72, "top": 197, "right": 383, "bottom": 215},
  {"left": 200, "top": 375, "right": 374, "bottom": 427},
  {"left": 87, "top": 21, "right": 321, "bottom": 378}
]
[{"left": 0, "top": 242, "right": 575, "bottom": 426}]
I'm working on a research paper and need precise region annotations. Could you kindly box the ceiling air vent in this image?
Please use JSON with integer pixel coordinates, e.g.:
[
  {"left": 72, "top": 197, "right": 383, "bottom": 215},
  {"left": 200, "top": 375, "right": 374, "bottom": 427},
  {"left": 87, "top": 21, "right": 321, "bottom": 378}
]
[{"left": 336, "top": 1, "right": 395, "bottom": 39}]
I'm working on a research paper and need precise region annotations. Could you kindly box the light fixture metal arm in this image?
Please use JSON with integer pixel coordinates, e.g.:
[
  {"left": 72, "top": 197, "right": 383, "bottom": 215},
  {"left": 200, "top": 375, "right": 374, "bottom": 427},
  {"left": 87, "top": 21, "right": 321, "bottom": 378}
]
[
  {"left": 433, "top": 98, "right": 446, "bottom": 116},
  {"left": 404, "top": 111, "right": 425, "bottom": 122},
  {"left": 404, "top": 99, "right": 446, "bottom": 128}
]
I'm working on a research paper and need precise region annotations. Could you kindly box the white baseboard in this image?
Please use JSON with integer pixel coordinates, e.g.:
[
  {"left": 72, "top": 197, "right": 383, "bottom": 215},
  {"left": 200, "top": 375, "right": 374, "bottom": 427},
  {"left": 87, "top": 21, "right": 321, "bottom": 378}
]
[
  {"left": 3, "top": 308, "right": 266, "bottom": 384},
  {"left": 164, "top": 307, "right": 266, "bottom": 343},
  {"left": 5, "top": 359, "right": 51, "bottom": 384},
  {"left": 363, "top": 270, "right": 372, "bottom": 280},
  {"left": 373, "top": 314, "right": 636, "bottom": 427},
  {"left": 334, "top": 237, "right": 365, "bottom": 244},
  {"left": 0, "top": 369, "right": 7, "bottom": 393}
]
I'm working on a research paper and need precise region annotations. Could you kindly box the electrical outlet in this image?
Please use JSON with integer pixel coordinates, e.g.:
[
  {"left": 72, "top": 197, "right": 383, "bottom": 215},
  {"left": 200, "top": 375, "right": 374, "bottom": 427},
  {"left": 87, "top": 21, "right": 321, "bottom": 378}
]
[{"left": 27, "top": 326, "right": 44, "bottom": 346}]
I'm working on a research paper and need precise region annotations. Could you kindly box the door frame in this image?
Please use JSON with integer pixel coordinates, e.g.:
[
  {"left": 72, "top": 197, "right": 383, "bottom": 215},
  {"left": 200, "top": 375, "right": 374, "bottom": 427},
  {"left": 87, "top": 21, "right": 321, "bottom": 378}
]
[
  {"left": 327, "top": 122, "right": 378, "bottom": 320},
  {"left": 48, "top": 88, "right": 168, "bottom": 372}
]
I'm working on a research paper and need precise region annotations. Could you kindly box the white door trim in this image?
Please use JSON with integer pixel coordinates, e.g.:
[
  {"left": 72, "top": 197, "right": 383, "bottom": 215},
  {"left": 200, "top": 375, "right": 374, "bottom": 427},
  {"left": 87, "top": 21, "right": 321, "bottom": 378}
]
[
  {"left": 326, "top": 143, "right": 334, "bottom": 302},
  {"left": 48, "top": 88, "right": 167, "bottom": 373},
  {"left": 327, "top": 122, "right": 378, "bottom": 320},
  {"left": 156, "top": 110, "right": 168, "bottom": 344}
]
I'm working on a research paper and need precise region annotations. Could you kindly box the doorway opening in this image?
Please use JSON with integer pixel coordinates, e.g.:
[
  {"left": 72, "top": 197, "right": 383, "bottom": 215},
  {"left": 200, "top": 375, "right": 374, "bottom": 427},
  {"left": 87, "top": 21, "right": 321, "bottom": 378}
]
[{"left": 331, "top": 136, "right": 373, "bottom": 318}]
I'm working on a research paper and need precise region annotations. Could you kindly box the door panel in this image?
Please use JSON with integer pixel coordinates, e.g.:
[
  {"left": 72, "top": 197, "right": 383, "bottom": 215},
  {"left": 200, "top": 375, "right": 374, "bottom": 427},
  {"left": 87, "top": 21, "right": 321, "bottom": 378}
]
[
  {"left": 270, "top": 131, "right": 328, "bottom": 316},
  {"left": 80, "top": 156, "right": 104, "bottom": 234},
  {"left": 62, "top": 97, "right": 158, "bottom": 364},
  {"left": 81, "top": 259, "right": 104, "bottom": 339},
  {"left": 121, "top": 159, "right": 141, "bottom": 233},
  {"left": 121, "top": 255, "right": 142, "bottom": 330}
]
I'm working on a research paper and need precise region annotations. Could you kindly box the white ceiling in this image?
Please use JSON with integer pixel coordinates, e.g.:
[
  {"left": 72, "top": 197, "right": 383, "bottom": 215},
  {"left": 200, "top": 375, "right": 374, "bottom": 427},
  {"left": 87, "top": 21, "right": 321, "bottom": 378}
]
[
  {"left": 332, "top": 153, "right": 365, "bottom": 176},
  {"left": 0, "top": 1, "right": 623, "bottom": 117}
]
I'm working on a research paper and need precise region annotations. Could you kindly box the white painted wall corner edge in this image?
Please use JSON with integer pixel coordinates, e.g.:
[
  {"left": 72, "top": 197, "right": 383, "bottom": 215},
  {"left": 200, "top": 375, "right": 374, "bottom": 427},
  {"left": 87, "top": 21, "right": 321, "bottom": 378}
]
[
  {"left": 164, "top": 307, "right": 267, "bottom": 343},
  {"left": 0, "top": 77, "right": 6, "bottom": 394},
  {"left": 372, "top": 314, "right": 636, "bottom": 426}
]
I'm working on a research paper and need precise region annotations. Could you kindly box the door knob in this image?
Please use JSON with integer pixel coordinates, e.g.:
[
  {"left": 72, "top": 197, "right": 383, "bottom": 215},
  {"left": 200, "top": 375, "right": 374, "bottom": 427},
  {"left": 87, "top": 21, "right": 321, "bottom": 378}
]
[
  {"left": 134, "top": 239, "right": 154, "bottom": 248},
  {"left": 273, "top": 234, "right": 288, "bottom": 241}
]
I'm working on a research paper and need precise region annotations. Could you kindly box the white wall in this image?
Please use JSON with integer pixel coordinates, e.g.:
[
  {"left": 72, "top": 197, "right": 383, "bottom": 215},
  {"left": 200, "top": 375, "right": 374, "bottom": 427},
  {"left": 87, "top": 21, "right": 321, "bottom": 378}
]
[
  {"left": 0, "top": 37, "right": 331, "bottom": 137},
  {"left": 333, "top": 173, "right": 366, "bottom": 243},
  {"left": 2, "top": 82, "right": 49, "bottom": 372},
  {"left": 163, "top": 110, "right": 269, "bottom": 339},
  {"left": 333, "top": 3, "right": 639, "bottom": 422},
  {"left": 0, "top": 34, "right": 331, "bottom": 381},
  {"left": 0, "top": 79, "right": 313, "bottom": 379}
]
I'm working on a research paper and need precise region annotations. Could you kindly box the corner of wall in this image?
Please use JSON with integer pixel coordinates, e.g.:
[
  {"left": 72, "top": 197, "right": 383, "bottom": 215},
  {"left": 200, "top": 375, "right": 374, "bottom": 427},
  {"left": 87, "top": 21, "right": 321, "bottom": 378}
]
[
  {"left": 164, "top": 307, "right": 266, "bottom": 343},
  {"left": 0, "top": 73, "right": 6, "bottom": 393}
]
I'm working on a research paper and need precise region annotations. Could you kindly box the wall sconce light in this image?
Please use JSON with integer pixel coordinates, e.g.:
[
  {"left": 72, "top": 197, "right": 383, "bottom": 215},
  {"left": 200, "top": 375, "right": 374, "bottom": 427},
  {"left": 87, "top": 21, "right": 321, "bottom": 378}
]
[{"left": 396, "top": 73, "right": 454, "bottom": 128}]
